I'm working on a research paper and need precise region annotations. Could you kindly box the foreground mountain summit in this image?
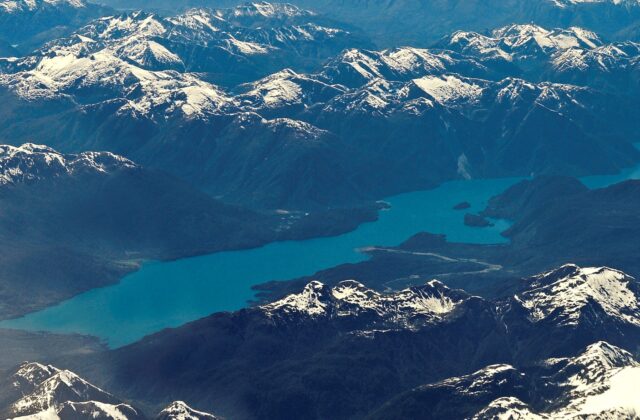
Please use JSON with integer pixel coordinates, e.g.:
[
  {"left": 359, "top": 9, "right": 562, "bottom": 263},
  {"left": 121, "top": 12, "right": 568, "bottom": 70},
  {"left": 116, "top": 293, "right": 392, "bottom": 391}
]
[
  {"left": 373, "top": 341, "right": 640, "bottom": 419},
  {"left": 0, "top": 362, "right": 219, "bottom": 419}
]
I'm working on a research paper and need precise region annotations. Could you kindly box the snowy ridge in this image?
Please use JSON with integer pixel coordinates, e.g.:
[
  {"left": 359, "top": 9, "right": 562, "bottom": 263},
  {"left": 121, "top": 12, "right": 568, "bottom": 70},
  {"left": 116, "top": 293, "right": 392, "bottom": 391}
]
[
  {"left": 413, "top": 74, "right": 483, "bottom": 105},
  {"left": 321, "top": 47, "right": 476, "bottom": 87},
  {"left": 156, "top": 401, "right": 219, "bottom": 420},
  {"left": 0, "top": 47, "right": 232, "bottom": 117},
  {"left": 0, "top": 3, "right": 355, "bottom": 114},
  {"left": 32, "top": 4, "right": 347, "bottom": 70},
  {"left": 426, "top": 363, "right": 525, "bottom": 399},
  {"left": 470, "top": 342, "right": 640, "bottom": 419},
  {"left": 0, "top": 0, "right": 85, "bottom": 14},
  {"left": 2, "top": 363, "right": 218, "bottom": 419},
  {"left": 262, "top": 279, "right": 469, "bottom": 327},
  {"left": 472, "top": 397, "right": 544, "bottom": 420},
  {"left": 494, "top": 24, "right": 601, "bottom": 51},
  {"left": 440, "top": 23, "right": 640, "bottom": 83},
  {"left": 263, "top": 265, "right": 640, "bottom": 336},
  {"left": 322, "top": 73, "right": 589, "bottom": 118},
  {"left": 220, "top": 1, "right": 313, "bottom": 20},
  {"left": 514, "top": 264, "right": 640, "bottom": 327},
  {"left": 239, "top": 68, "right": 346, "bottom": 110},
  {"left": 0, "top": 143, "right": 136, "bottom": 186},
  {"left": 553, "top": 0, "right": 640, "bottom": 6},
  {"left": 443, "top": 23, "right": 606, "bottom": 62},
  {"left": 10, "top": 368, "right": 120, "bottom": 416}
]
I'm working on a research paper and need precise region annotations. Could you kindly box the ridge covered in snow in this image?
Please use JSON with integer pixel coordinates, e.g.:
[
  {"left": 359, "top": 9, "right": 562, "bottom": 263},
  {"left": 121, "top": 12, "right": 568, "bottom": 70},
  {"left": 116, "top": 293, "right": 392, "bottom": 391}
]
[
  {"left": 474, "top": 342, "right": 640, "bottom": 418},
  {"left": 439, "top": 23, "right": 640, "bottom": 85},
  {"left": 1, "top": 362, "right": 219, "bottom": 419},
  {"left": 156, "top": 401, "right": 219, "bottom": 420},
  {"left": 0, "top": 0, "right": 85, "bottom": 14},
  {"left": 0, "top": 143, "right": 136, "bottom": 187},
  {"left": 514, "top": 264, "right": 640, "bottom": 327},
  {"left": 262, "top": 279, "right": 471, "bottom": 327},
  {"left": 385, "top": 341, "right": 640, "bottom": 419},
  {"left": 444, "top": 24, "right": 603, "bottom": 59},
  {"left": 263, "top": 264, "right": 640, "bottom": 337},
  {"left": 8, "top": 362, "right": 123, "bottom": 417}
]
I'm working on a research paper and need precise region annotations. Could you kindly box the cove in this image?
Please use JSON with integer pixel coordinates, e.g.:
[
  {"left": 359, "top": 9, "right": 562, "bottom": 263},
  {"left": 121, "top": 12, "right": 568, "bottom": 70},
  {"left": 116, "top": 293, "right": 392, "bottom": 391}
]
[{"left": 3, "top": 165, "right": 638, "bottom": 348}]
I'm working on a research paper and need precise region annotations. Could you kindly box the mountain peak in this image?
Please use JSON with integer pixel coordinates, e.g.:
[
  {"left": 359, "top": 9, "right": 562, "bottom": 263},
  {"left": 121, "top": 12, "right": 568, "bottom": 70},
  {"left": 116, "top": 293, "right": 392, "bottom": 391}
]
[
  {"left": 0, "top": 0, "right": 85, "bottom": 13},
  {"left": 0, "top": 143, "right": 137, "bottom": 187},
  {"left": 515, "top": 265, "right": 640, "bottom": 327},
  {"left": 262, "top": 279, "right": 470, "bottom": 328},
  {"left": 10, "top": 367, "right": 119, "bottom": 417},
  {"left": 472, "top": 397, "right": 539, "bottom": 420},
  {"left": 229, "top": 2, "right": 312, "bottom": 19},
  {"left": 157, "top": 400, "right": 220, "bottom": 419}
]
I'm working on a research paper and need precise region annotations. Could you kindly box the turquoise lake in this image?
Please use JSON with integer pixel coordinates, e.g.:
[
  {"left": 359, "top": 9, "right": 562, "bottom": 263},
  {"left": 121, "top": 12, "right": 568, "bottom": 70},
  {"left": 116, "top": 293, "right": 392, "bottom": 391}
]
[{"left": 3, "top": 160, "right": 640, "bottom": 348}]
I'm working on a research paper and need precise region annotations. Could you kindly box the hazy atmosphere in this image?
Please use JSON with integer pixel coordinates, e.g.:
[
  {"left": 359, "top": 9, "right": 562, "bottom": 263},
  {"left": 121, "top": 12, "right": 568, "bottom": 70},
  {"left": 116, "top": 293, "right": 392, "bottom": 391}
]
[{"left": 0, "top": 0, "right": 640, "bottom": 419}]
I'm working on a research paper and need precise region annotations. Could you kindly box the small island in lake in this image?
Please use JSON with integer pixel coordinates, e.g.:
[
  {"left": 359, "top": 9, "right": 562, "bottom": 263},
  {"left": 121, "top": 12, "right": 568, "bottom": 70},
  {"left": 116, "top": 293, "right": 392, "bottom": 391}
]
[
  {"left": 464, "top": 213, "right": 494, "bottom": 228},
  {"left": 453, "top": 201, "right": 471, "bottom": 210}
]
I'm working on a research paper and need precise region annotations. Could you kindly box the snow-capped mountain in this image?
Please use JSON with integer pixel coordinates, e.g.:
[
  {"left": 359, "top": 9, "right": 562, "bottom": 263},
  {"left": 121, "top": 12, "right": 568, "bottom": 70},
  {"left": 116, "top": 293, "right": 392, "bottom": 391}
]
[
  {"left": 8, "top": 363, "right": 124, "bottom": 417},
  {"left": 514, "top": 265, "right": 640, "bottom": 328},
  {"left": 441, "top": 24, "right": 602, "bottom": 63},
  {"left": 262, "top": 279, "right": 471, "bottom": 328},
  {"left": 0, "top": 44, "right": 233, "bottom": 118},
  {"left": 0, "top": 143, "right": 136, "bottom": 186},
  {"left": 261, "top": 264, "right": 640, "bottom": 341},
  {"left": 156, "top": 401, "right": 219, "bottom": 420},
  {"left": 0, "top": 0, "right": 84, "bottom": 13},
  {"left": 372, "top": 341, "right": 640, "bottom": 419},
  {"left": 26, "top": 4, "right": 370, "bottom": 85},
  {"left": 93, "top": 0, "right": 640, "bottom": 49},
  {"left": 236, "top": 68, "right": 346, "bottom": 113},
  {"left": 319, "top": 47, "right": 498, "bottom": 88},
  {"left": 0, "top": 362, "right": 217, "bottom": 419},
  {"left": 59, "top": 264, "right": 640, "bottom": 419},
  {"left": 1, "top": 14, "right": 638, "bottom": 210},
  {"left": 438, "top": 23, "right": 640, "bottom": 92},
  {"left": 0, "top": 0, "right": 108, "bottom": 51}
]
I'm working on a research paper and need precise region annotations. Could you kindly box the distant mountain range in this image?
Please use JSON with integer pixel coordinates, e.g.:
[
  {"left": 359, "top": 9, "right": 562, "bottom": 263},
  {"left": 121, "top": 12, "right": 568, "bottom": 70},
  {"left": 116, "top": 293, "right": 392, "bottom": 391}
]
[
  {"left": 93, "top": 0, "right": 640, "bottom": 47},
  {"left": 0, "top": 0, "right": 110, "bottom": 52},
  {"left": 0, "top": 4, "right": 638, "bottom": 210},
  {"left": 42, "top": 264, "right": 640, "bottom": 419}
]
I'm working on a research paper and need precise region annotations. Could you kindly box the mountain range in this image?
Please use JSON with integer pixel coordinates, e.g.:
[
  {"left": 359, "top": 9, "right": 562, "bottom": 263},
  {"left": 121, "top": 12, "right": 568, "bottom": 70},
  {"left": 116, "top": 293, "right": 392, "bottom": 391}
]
[
  {"left": 29, "top": 264, "right": 640, "bottom": 419},
  {"left": 0, "top": 0, "right": 110, "bottom": 52},
  {"left": 2, "top": 2, "right": 640, "bottom": 419},
  {"left": 93, "top": 0, "right": 640, "bottom": 47},
  {"left": 1, "top": 6, "right": 638, "bottom": 210}
]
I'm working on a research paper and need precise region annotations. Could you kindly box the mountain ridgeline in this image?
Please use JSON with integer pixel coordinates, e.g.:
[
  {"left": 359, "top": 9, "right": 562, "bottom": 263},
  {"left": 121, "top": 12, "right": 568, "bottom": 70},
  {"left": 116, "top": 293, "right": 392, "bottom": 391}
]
[
  {"left": 94, "top": 0, "right": 640, "bottom": 47},
  {"left": 0, "top": 3, "right": 639, "bottom": 210},
  {"left": 47, "top": 264, "right": 640, "bottom": 419}
]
